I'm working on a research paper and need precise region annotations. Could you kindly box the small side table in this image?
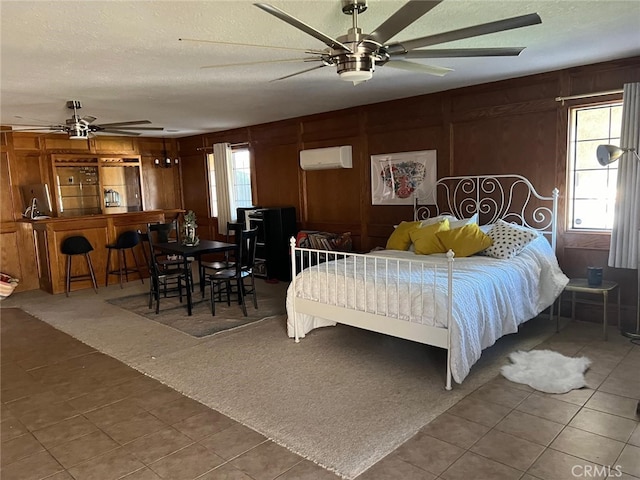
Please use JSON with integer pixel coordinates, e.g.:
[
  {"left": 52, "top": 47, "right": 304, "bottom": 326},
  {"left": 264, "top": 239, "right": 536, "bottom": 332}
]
[{"left": 560, "top": 278, "right": 621, "bottom": 340}]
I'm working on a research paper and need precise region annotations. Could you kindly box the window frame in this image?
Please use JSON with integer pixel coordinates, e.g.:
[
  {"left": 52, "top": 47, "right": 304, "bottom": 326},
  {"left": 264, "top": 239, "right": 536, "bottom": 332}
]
[
  {"left": 207, "top": 144, "right": 253, "bottom": 221},
  {"left": 565, "top": 100, "right": 623, "bottom": 233}
]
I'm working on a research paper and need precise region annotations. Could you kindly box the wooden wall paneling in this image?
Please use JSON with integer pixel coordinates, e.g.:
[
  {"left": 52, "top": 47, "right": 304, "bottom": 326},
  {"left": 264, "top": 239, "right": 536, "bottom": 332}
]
[
  {"left": 252, "top": 142, "right": 301, "bottom": 215},
  {"left": 1, "top": 148, "right": 16, "bottom": 222},
  {"left": 250, "top": 120, "right": 299, "bottom": 145},
  {"left": 449, "top": 73, "right": 559, "bottom": 114},
  {"left": 0, "top": 222, "right": 39, "bottom": 292},
  {"left": 11, "top": 133, "right": 41, "bottom": 151},
  {"left": 303, "top": 135, "right": 361, "bottom": 228},
  {"left": 365, "top": 96, "right": 444, "bottom": 133},
  {"left": 179, "top": 152, "right": 210, "bottom": 226},
  {"left": 567, "top": 56, "right": 640, "bottom": 96},
  {"left": 93, "top": 136, "right": 137, "bottom": 155},
  {"left": 450, "top": 110, "right": 557, "bottom": 191},
  {"left": 301, "top": 108, "right": 360, "bottom": 143},
  {"left": 43, "top": 136, "right": 92, "bottom": 151}
]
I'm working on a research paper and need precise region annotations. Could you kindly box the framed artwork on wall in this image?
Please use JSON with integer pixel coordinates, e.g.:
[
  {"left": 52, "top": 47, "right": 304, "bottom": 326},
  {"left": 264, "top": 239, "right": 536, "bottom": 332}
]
[{"left": 370, "top": 150, "right": 437, "bottom": 205}]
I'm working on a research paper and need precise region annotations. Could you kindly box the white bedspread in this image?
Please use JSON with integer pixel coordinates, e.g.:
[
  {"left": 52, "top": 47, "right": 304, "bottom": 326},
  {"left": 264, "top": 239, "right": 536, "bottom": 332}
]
[{"left": 286, "top": 236, "right": 569, "bottom": 384}]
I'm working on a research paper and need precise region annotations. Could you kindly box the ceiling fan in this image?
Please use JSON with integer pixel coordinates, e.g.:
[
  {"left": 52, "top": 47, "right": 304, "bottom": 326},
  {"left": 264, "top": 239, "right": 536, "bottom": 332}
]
[
  {"left": 183, "top": 0, "right": 541, "bottom": 84},
  {"left": 1, "top": 101, "right": 164, "bottom": 140}
]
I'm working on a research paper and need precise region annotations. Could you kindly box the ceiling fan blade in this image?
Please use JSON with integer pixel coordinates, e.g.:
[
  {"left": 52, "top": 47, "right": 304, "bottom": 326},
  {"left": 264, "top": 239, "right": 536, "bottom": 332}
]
[
  {"left": 368, "top": 0, "right": 442, "bottom": 45},
  {"left": 14, "top": 115, "right": 54, "bottom": 124},
  {"left": 96, "top": 126, "right": 165, "bottom": 131},
  {"left": 201, "top": 57, "right": 321, "bottom": 69},
  {"left": 1, "top": 126, "right": 59, "bottom": 132},
  {"left": 398, "top": 47, "right": 525, "bottom": 59},
  {"left": 270, "top": 64, "right": 327, "bottom": 82},
  {"left": 386, "top": 13, "right": 542, "bottom": 54},
  {"left": 254, "top": 3, "right": 353, "bottom": 53},
  {"left": 99, "top": 129, "right": 143, "bottom": 136},
  {"left": 2, "top": 122, "right": 57, "bottom": 128},
  {"left": 179, "top": 37, "right": 325, "bottom": 55},
  {"left": 95, "top": 120, "right": 152, "bottom": 127},
  {"left": 385, "top": 60, "right": 453, "bottom": 77},
  {"left": 81, "top": 116, "right": 97, "bottom": 124}
]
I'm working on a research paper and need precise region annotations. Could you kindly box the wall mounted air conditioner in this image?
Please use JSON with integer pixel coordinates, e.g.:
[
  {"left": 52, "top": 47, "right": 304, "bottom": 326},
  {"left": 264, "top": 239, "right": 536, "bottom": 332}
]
[{"left": 299, "top": 145, "right": 353, "bottom": 170}]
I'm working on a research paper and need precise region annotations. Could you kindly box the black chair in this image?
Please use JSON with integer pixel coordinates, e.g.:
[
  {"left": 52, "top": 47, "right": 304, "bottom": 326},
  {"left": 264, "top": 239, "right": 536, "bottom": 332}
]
[
  {"left": 208, "top": 228, "right": 258, "bottom": 316},
  {"left": 142, "top": 221, "right": 194, "bottom": 290},
  {"left": 61, "top": 236, "right": 98, "bottom": 297},
  {"left": 200, "top": 222, "right": 243, "bottom": 296},
  {"left": 105, "top": 230, "right": 145, "bottom": 288},
  {"left": 145, "top": 223, "right": 190, "bottom": 314}
]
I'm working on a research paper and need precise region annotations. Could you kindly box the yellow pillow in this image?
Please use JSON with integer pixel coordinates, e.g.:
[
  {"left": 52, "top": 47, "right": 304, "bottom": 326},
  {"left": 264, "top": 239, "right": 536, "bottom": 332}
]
[
  {"left": 386, "top": 221, "right": 422, "bottom": 250},
  {"left": 410, "top": 219, "right": 450, "bottom": 255},
  {"left": 435, "top": 223, "right": 493, "bottom": 257}
]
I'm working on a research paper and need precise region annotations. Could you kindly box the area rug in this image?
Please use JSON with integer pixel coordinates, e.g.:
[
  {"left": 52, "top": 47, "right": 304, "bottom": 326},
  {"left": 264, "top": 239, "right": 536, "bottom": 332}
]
[
  {"left": 107, "top": 282, "right": 287, "bottom": 337},
  {"left": 2, "top": 284, "right": 560, "bottom": 479},
  {"left": 501, "top": 349, "right": 591, "bottom": 393}
]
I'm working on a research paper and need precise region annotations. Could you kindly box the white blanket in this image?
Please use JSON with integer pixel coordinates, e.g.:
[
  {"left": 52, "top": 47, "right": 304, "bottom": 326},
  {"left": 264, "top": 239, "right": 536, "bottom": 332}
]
[{"left": 286, "top": 235, "right": 569, "bottom": 384}]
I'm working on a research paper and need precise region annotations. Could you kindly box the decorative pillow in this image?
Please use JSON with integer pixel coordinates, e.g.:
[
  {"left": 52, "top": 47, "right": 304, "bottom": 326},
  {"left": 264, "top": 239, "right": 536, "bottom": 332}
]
[
  {"left": 410, "top": 219, "right": 450, "bottom": 255},
  {"left": 420, "top": 214, "right": 457, "bottom": 227},
  {"left": 386, "top": 221, "right": 421, "bottom": 250},
  {"left": 435, "top": 223, "right": 492, "bottom": 257},
  {"left": 482, "top": 219, "right": 538, "bottom": 259},
  {"left": 421, "top": 213, "right": 478, "bottom": 229}
]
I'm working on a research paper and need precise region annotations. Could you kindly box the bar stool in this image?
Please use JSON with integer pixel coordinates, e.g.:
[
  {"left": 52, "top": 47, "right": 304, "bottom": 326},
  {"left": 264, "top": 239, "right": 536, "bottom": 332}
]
[
  {"left": 105, "top": 230, "right": 144, "bottom": 288},
  {"left": 61, "top": 236, "right": 98, "bottom": 297}
]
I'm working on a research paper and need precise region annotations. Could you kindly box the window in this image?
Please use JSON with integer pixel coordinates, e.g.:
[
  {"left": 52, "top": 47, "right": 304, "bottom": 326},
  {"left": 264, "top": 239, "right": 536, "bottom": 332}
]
[
  {"left": 207, "top": 146, "right": 253, "bottom": 219},
  {"left": 567, "top": 102, "right": 622, "bottom": 230}
]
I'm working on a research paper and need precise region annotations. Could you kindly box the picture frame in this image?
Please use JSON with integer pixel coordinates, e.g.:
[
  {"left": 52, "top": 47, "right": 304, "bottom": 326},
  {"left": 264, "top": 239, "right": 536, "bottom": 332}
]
[{"left": 370, "top": 150, "right": 437, "bottom": 205}]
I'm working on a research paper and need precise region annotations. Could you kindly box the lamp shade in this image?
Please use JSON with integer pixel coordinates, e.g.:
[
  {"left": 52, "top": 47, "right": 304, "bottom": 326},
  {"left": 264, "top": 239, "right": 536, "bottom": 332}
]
[{"left": 596, "top": 144, "right": 625, "bottom": 166}]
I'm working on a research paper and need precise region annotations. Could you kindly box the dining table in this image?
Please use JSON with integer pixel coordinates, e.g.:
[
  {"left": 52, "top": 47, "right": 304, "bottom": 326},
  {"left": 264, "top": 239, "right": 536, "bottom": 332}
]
[{"left": 153, "top": 239, "right": 235, "bottom": 315}]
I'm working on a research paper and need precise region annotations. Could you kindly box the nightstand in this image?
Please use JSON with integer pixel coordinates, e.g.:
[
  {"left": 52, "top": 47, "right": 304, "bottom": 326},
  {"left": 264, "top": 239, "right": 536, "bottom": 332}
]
[{"left": 560, "top": 278, "right": 621, "bottom": 340}]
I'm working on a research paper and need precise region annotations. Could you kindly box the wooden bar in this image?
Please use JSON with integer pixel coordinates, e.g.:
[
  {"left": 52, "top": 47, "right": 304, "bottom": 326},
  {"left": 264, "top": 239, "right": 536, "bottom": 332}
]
[{"left": 25, "top": 210, "right": 182, "bottom": 294}]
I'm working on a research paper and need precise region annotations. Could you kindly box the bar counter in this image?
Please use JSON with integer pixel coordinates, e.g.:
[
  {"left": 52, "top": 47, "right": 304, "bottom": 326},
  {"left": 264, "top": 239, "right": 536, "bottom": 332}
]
[{"left": 26, "top": 210, "right": 182, "bottom": 294}]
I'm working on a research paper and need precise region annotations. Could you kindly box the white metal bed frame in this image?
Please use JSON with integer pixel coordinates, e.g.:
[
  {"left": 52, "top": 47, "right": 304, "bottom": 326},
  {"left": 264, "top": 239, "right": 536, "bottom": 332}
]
[{"left": 289, "top": 174, "right": 559, "bottom": 390}]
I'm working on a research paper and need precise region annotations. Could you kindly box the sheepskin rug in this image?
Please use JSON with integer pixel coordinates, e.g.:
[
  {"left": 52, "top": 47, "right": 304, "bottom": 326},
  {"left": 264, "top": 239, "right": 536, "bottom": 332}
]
[{"left": 501, "top": 349, "right": 591, "bottom": 393}]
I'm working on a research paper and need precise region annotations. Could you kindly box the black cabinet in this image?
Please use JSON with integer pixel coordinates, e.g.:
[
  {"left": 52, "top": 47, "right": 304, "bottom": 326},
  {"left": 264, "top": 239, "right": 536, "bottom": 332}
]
[{"left": 247, "top": 207, "right": 296, "bottom": 281}]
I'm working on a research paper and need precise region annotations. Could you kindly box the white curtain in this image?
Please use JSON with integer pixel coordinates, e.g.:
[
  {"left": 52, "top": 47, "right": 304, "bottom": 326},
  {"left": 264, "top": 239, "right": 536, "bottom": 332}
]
[
  {"left": 213, "top": 142, "right": 235, "bottom": 235},
  {"left": 608, "top": 82, "right": 640, "bottom": 269}
]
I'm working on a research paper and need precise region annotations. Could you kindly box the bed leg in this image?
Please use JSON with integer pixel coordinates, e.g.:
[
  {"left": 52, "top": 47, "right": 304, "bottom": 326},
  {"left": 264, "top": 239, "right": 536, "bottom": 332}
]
[{"left": 445, "top": 349, "right": 452, "bottom": 391}]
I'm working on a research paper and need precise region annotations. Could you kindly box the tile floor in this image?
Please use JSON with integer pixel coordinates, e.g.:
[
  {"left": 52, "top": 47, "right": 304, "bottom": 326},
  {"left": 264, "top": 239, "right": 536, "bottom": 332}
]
[{"left": 1, "top": 307, "right": 639, "bottom": 480}]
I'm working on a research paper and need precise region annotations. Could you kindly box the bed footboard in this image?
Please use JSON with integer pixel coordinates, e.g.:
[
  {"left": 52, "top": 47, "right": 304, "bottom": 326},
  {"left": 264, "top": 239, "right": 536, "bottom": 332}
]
[{"left": 289, "top": 239, "right": 455, "bottom": 390}]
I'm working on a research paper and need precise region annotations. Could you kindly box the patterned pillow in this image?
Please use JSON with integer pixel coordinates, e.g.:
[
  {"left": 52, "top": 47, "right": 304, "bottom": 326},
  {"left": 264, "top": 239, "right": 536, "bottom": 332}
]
[{"left": 482, "top": 219, "right": 537, "bottom": 259}]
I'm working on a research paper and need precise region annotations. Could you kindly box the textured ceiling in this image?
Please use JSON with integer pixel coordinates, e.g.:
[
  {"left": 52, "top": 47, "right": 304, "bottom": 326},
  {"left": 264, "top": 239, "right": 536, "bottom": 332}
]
[{"left": 1, "top": 0, "right": 639, "bottom": 138}]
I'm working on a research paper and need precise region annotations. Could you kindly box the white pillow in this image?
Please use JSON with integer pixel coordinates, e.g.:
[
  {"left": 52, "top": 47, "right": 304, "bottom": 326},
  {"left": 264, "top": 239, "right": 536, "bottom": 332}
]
[
  {"left": 421, "top": 213, "right": 477, "bottom": 229},
  {"left": 449, "top": 212, "right": 478, "bottom": 229},
  {"left": 420, "top": 214, "right": 457, "bottom": 227},
  {"left": 482, "top": 219, "right": 538, "bottom": 259}
]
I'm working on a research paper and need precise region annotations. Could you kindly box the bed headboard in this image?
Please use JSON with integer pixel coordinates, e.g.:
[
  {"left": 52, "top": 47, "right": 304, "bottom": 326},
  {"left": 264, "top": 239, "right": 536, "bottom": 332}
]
[{"left": 414, "top": 174, "right": 559, "bottom": 251}]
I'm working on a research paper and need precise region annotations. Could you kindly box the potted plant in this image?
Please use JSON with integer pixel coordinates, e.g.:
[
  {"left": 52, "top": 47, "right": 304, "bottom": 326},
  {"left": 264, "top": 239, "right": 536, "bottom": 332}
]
[{"left": 182, "top": 210, "right": 199, "bottom": 246}]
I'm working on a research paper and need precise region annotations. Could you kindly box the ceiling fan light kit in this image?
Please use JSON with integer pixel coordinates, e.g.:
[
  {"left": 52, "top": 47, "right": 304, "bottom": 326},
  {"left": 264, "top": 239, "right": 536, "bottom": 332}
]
[{"left": 249, "top": 0, "right": 541, "bottom": 85}]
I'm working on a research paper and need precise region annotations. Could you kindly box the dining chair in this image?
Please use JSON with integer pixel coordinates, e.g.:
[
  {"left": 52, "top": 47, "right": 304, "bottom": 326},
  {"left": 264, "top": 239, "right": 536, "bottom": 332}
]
[
  {"left": 207, "top": 228, "right": 259, "bottom": 316},
  {"left": 145, "top": 222, "right": 190, "bottom": 314},
  {"left": 143, "top": 220, "right": 194, "bottom": 290}
]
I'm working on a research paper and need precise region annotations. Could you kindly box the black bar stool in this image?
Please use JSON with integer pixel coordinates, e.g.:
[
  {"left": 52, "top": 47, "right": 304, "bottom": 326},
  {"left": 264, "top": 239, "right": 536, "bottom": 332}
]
[
  {"left": 60, "top": 236, "right": 98, "bottom": 297},
  {"left": 105, "top": 230, "right": 144, "bottom": 288}
]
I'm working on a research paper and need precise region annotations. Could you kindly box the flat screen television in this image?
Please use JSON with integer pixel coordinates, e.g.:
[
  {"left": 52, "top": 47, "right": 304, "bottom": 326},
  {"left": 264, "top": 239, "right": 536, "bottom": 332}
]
[{"left": 20, "top": 184, "right": 54, "bottom": 219}]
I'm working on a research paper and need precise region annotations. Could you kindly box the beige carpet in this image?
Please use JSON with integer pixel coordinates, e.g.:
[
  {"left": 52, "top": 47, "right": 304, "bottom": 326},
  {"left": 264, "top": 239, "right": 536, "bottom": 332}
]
[
  {"left": 1, "top": 280, "right": 558, "bottom": 479},
  {"left": 107, "top": 284, "right": 286, "bottom": 337}
]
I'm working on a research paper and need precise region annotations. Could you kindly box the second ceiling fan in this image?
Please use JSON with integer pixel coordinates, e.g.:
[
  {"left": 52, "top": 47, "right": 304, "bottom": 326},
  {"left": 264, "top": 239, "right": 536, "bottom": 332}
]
[{"left": 187, "top": 0, "right": 541, "bottom": 84}]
